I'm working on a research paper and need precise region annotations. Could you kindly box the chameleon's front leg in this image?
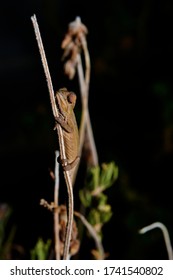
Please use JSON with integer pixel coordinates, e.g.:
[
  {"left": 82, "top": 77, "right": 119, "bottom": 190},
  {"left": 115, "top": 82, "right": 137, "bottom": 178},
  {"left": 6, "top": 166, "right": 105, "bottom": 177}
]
[{"left": 54, "top": 115, "right": 73, "bottom": 133}]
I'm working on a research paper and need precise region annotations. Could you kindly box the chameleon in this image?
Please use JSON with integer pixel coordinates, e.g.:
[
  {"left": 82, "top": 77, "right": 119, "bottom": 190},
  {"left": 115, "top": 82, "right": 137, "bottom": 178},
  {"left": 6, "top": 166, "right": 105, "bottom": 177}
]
[{"left": 55, "top": 88, "right": 80, "bottom": 184}]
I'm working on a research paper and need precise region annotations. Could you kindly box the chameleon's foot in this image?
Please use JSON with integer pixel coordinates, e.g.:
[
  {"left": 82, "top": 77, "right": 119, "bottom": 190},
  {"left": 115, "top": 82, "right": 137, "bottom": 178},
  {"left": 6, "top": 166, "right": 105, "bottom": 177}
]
[
  {"left": 57, "top": 156, "right": 80, "bottom": 171},
  {"left": 54, "top": 116, "right": 73, "bottom": 133}
]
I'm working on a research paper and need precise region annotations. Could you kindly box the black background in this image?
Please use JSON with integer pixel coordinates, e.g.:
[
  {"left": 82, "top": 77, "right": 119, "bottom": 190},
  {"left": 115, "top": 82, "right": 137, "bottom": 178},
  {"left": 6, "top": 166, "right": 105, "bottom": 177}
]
[{"left": 1, "top": 0, "right": 173, "bottom": 259}]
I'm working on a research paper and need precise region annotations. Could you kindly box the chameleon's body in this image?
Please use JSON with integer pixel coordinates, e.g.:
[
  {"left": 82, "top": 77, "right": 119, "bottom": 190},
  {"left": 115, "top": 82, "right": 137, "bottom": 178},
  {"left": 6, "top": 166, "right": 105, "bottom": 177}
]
[{"left": 55, "top": 88, "right": 80, "bottom": 183}]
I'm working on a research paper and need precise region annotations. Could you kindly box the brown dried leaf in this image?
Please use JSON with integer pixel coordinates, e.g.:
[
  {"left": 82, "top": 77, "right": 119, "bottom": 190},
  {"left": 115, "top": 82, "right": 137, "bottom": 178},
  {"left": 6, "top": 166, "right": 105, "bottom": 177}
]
[{"left": 64, "top": 60, "right": 76, "bottom": 80}]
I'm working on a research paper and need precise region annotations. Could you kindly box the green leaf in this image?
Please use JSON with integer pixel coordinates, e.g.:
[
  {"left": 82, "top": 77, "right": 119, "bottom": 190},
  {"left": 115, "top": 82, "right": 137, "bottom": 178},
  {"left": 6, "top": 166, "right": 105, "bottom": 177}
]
[
  {"left": 88, "top": 209, "right": 101, "bottom": 226},
  {"left": 30, "top": 238, "right": 51, "bottom": 260},
  {"left": 86, "top": 166, "right": 100, "bottom": 190},
  {"left": 99, "top": 161, "right": 118, "bottom": 189},
  {"left": 79, "top": 189, "right": 92, "bottom": 207},
  {"left": 100, "top": 210, "right": 112, "bottom": 224}
]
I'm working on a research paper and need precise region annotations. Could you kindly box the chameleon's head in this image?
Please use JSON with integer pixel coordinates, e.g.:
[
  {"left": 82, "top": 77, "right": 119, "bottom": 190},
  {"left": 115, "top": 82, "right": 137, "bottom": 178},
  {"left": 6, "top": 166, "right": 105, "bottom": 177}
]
[{"left": 56, "top": 88, "right": 77, "bottom": 114}]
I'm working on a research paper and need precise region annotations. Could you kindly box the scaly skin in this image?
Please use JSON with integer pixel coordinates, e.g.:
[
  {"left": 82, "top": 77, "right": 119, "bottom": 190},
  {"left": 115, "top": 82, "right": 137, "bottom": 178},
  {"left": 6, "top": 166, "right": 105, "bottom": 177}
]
[{"left": 55, "top": 88, "right": 79, "bottom": 183}]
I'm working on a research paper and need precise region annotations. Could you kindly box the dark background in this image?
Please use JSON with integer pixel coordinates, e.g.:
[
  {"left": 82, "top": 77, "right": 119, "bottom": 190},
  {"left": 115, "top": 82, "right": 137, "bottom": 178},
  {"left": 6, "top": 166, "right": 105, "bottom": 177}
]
[{"left": 1, "top": 0, "right": 173, "bottom": 259}]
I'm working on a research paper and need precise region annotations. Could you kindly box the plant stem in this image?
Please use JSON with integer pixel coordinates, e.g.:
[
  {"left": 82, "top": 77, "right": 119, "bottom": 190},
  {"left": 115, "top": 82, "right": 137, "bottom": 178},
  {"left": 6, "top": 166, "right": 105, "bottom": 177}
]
[
  {"left": 31, "top": 15, "right": 58, "bottom": 118},
  {"left": 74, "top": 211, "right": 104, "bottom": 259},
  {"left": 139, "top": 222, "right": 173, "bottom": 260},
  {"left": 77, "top": 54, "right": 98, "bottom": 167},
  {"left": 54, "top": 151, "right": 60, "bottom": 260},
  {"left": 63, "top": 171, "right": 74, "bottom": 260}
]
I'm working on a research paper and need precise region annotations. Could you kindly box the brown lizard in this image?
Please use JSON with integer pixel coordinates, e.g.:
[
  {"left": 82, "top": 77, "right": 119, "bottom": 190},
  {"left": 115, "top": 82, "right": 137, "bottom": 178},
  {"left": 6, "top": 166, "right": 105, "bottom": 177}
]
[{"left": 55, "top": 88, "right": 80, "bottom": 184}]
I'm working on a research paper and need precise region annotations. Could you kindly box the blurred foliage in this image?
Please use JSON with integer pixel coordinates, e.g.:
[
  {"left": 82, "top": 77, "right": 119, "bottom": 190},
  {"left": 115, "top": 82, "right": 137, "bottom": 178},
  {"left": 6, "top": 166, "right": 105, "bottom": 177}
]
[
  {"left": 30, "top": 238, "right": 51, "bottom": 260},
  {"left": 79, "top": 162, "right": 118, "bottom": 237},
  {"left": 0, "top": 204, "right": 16, "bottom": 260},
  {"left": 153, "top": 82, "right": 173, "bottom": 125}
]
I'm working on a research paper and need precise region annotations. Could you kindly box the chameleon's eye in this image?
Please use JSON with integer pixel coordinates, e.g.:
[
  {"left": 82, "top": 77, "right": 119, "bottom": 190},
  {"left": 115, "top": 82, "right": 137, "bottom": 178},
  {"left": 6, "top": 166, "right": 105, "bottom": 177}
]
[{"left": 67, "top": 92, "right": 76, "bottom": 105}]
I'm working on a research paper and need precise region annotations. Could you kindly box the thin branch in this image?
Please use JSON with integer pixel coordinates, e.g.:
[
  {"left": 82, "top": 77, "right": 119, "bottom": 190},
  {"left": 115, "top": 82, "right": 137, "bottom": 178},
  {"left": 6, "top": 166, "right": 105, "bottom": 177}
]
[
  {"left": 31, "top": 14, "right": 58, "bottom": 118},
  {"left": 77, "top": 52, "right": 98, "bottom": 167},
  {"left": 62, "top": 171, "right": 74, "bottom": 260},
  {"left": 77, "top": 54, "right": 88, "bottom": 156},
  {"left": 54, "top": 151, "right": 60, "bottom": 260},
  {"left": 76, "top": 19, "right": 98, "bottom": 167},
  {"left": 139, "top": 222, "right": 173, "bottom": 260},
  {"left": 31, "top": 14, "right": 74, "bottom": 260},
  {"left": 85, "top": 111, "right": 98, "bottom": 166},
  {"left": 80, "top": 34, "right": 90, "bottom": 95},
  {"left": 74, "top": 211, "right": 105, "bottom": 259}
]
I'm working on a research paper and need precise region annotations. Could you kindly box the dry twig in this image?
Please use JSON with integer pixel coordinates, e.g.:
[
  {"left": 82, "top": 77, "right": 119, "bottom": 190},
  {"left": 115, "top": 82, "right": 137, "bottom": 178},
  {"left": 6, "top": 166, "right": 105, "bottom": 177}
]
[
  {"left": 139, "top": 222, "right": 173, "bottom": 260},
  {"left": 53, "top": 151, "right": 60, "bottom": 260},
  {"left": 74, "top": 211, "right": 105, "bottom": 259}
]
